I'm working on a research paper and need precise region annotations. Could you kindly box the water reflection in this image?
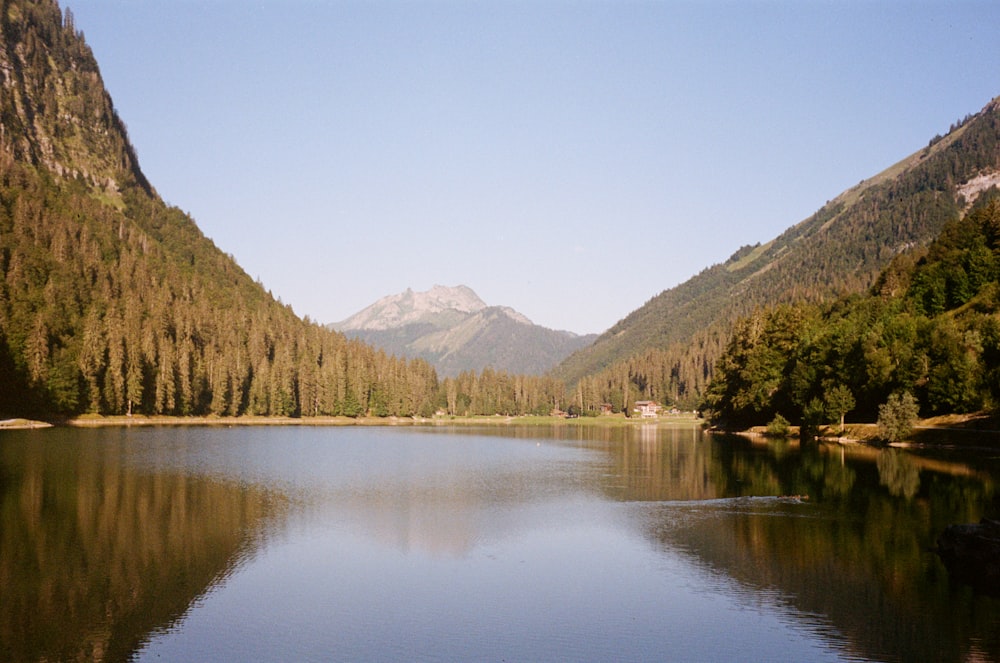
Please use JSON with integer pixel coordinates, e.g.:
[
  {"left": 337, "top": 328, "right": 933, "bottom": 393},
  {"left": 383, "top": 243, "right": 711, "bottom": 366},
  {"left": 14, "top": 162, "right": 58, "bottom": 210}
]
[
  {"left": 877, "top": 449, "right": 922, "bottom": 499},
  {"left": 1, "top": 424, "right": 999, "bottom": 662},
  {"left": 626, "top": 432, "right": 1000, "bottom": 662},
  {"left": 472, "top": 424, "right": 1000, "bottom": 660},
  {"left": 302, "top": 429, "right": 603, "bottom": 559},
  {"left": 0, "top": 428, "right": 286, "bottom": 663}
]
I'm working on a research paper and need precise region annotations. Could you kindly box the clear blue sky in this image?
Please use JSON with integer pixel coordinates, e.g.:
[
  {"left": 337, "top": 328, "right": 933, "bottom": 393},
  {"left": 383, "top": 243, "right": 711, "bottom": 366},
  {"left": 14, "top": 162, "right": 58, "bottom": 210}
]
[{"left": 68, "top": 0, "right": 999, "bottom": 334}]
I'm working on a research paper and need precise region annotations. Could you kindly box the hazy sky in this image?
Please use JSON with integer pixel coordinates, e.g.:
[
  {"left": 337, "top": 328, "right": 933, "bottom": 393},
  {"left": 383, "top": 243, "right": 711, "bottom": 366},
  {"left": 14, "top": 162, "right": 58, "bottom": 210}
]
[{"left": 68, "top": 1, "right": 999, "bottom": 334}]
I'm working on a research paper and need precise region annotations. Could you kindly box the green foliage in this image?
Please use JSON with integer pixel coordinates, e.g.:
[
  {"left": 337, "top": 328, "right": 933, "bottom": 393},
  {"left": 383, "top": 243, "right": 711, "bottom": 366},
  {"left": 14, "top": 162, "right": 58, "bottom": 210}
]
[
  {"left": 701, "top": 306, "right": 817, "bottom": 428},
  {"left": 823, "top": 384, "right": 855, "bottom": 431},
  {"left": 436, "top": 368, "right": 565, "bottom": 416},
  {"left": 701, "top": 199, "right": 1000, "bottom": 428},
  {"left": 800, "top": 397, "right": 826, "bottom": 438},
  {"left": 766, "top": 413, "right": 791, "bottom": 437},
  {"left": 0, "top": 156, "right": 442, "bottom": 418},
  {"left": 877, "top": 392, "right": 920, "bottom": 443}
]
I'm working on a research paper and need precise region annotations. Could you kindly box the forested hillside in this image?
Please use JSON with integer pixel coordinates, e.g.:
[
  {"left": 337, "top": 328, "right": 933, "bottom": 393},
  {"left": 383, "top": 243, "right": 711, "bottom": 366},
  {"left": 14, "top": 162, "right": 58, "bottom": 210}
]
[
  {"left": 702, "top": 195, "right": 1000, "bottom": 429},
  {"left": 0, "top": 0, "right": 438, "bottom": 418},
  {"left": 554, "top": 97, "right": 1000, "bottom": 412}
]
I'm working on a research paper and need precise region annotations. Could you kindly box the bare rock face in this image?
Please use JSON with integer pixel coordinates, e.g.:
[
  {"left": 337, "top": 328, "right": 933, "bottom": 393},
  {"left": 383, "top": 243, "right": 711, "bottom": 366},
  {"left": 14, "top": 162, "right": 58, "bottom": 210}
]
[
  {"left": 332, "top": 285, "right": 488, "bottom": 332},
  {"left": 936, "top": 519, "right": 1000, "bottom": 596},
  {"left": 0, "top": 1, "right": 151, "bottom": 198}
]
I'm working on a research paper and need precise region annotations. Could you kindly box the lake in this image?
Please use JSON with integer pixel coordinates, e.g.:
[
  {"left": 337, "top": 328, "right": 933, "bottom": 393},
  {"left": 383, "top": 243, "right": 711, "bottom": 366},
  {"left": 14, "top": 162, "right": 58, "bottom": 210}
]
[{"left": 1, "top": 423, "right": 998, "bottom": 662}]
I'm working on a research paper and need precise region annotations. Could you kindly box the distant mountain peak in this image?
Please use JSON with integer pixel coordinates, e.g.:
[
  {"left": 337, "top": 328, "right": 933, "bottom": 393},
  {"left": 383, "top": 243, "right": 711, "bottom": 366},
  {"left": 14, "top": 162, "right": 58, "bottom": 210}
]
[
  {"left": 329, "top": 286, "right": 594, "bottom": 375},
  {"left": 332, "top": 285, "right": 487, "bottom": 331}
]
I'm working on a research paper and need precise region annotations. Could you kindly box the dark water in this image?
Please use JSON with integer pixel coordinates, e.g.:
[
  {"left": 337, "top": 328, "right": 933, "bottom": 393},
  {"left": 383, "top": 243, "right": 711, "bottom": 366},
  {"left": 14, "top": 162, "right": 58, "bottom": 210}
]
[{"left": 1, "top": 424, "right": 998, "bottom": 662}]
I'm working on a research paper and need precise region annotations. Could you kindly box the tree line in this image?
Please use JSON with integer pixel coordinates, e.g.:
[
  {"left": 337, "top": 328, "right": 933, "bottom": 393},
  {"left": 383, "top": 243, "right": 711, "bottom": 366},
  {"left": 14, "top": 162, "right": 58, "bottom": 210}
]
[
  {"left": 700, "top": 196, "right": 1000, "bottom": 430},
  {"left": 0, "top": 156, "right": 440, "bottom": 418}
]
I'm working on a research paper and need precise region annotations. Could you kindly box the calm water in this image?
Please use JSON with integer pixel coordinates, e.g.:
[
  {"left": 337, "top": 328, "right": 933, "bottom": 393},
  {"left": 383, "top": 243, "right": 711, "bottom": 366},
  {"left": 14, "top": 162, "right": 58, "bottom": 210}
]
[{"left": 2, "top": 423, "right": 999, "bottom": 662}]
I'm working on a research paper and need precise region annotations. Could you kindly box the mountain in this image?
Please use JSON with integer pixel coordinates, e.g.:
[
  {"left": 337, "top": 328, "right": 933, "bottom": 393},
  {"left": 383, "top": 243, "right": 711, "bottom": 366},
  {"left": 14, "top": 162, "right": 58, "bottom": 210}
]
[
  {"left": 0, "top": 0, "right": 438, "bottom": 418},
  {"left": 334, "top": 285, "right": 491, "bottom": 331},
  {"left": 0, "top": 2, "right": 150, "bottom": 200},
  {"left": 331, "top": 285, "right": 597, "bottom": 376},
  {"left": 702, "top": 194, "right": 1000, "bottom": 428},
  {"left": 553, "top": 96, "right": 1000, "bottom": 410}
]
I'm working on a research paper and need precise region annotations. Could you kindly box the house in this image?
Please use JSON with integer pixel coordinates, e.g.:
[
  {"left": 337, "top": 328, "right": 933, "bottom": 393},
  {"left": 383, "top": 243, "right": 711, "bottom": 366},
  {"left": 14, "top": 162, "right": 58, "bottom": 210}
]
[{"left": 634, "top": 400, "right": 661, "bottom": 418}]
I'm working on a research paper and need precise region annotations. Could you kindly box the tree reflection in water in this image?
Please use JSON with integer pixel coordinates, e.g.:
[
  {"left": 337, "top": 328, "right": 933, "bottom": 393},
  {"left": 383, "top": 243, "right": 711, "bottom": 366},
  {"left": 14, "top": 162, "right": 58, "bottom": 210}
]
[
  {"left": 878, "top": 449, "right": 921, "bottom": 499},
  {"left": 622, "top": 429, "right": 1000, "bottom": 663},
  {"left": 0, "top": 428, "right": 287, "bottom": 663}
]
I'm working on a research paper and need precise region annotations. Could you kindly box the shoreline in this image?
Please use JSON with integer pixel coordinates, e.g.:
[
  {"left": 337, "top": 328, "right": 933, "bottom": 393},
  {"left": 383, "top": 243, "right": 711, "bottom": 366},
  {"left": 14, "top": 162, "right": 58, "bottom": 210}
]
[
  {"left": 0, "top": 418, "right": 54, "bottom": 430},
  {"left": 3, "top": 413, "right": 994, "bottom": 444},
  {"left": 724, "top": 411, "right": 1000, "bottom": 446},
  {"left": 1, "top": 413, "right": 705, "bottom": 429}
]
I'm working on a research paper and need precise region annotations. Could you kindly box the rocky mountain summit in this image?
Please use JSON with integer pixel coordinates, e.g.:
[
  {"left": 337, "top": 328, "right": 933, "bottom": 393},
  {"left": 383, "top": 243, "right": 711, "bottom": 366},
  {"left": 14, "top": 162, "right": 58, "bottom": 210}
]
[
  {"left": 331, "top": 285, "right": 595, "bottom": 376},
  {"left": 335, "top": 285, "right": 490, "bottom": 330}
]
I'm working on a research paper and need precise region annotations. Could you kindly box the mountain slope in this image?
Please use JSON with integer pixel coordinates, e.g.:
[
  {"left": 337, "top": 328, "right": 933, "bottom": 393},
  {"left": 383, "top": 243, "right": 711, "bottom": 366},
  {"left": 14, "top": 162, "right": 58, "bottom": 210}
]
[
  {"left": 0, "top": 0, "right": 438, "bottom": 418},
  {"left": 703, "top": 195, "right": 1000, "bottom": 428},
  {"left": 554, "top": 97, "right": 1000, "bottom": 400},
  {"left": 332, "top": 285, "right": 596, "bottom": 376}
]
